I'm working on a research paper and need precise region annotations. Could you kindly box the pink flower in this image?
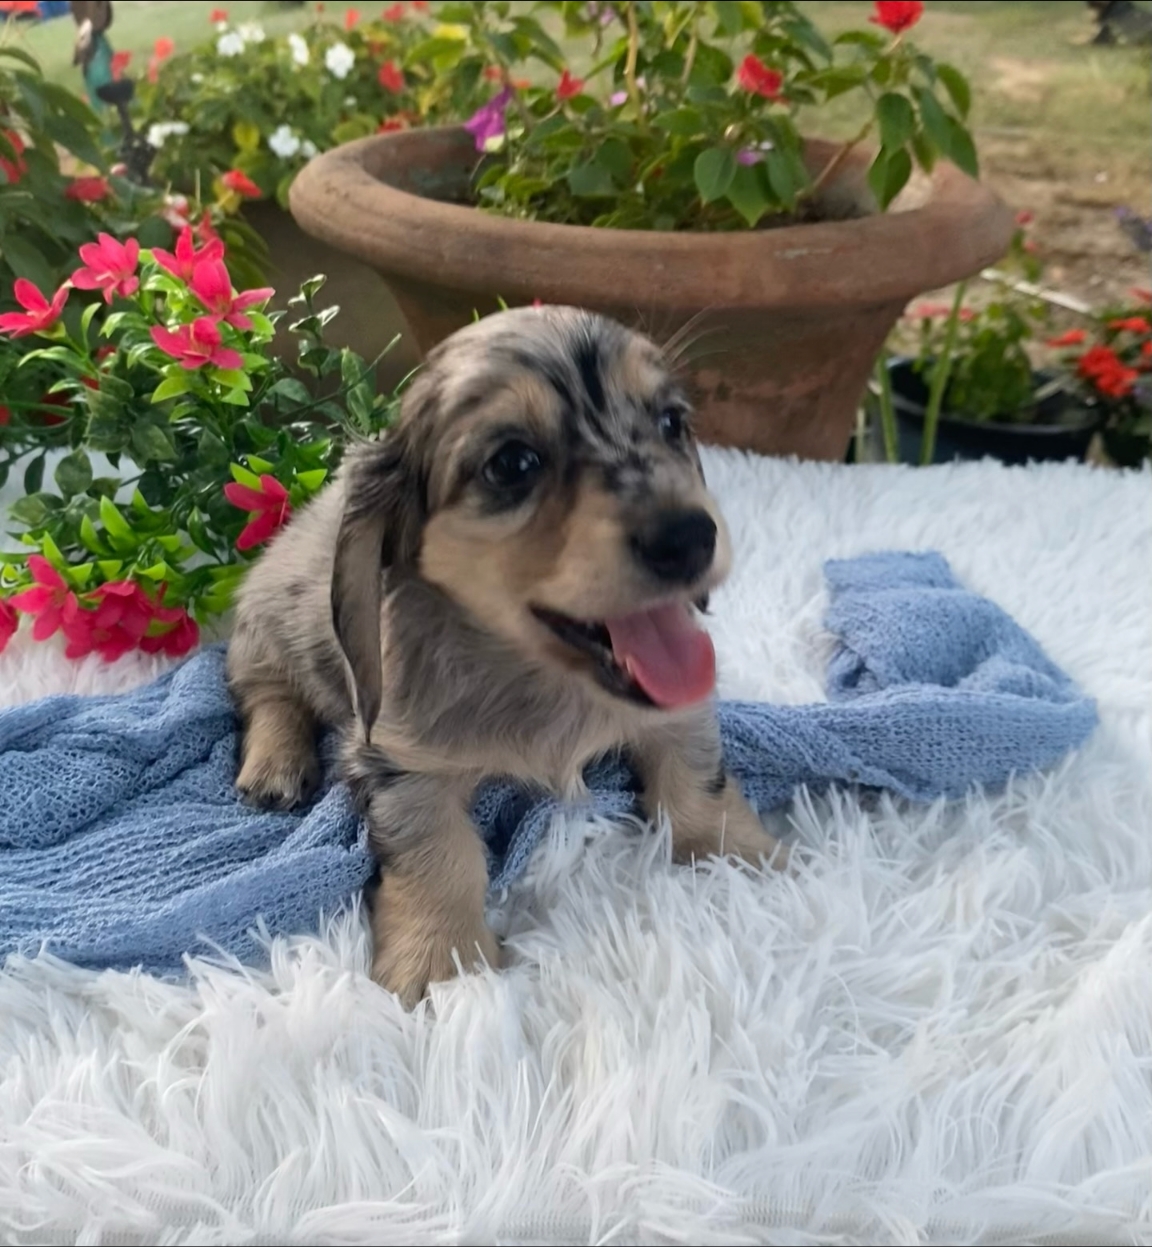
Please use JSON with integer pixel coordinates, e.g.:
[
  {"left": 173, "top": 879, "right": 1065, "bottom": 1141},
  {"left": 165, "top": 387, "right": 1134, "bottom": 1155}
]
[
  {"left": 9, "top": 556, "right": 80, "bottom": 642},
  {"left": 556, "top": 69, "right": 584, "bottom": 100},
  {"left": 463, "top": 86, "right": 512, "bottom": 152},
  {"left": 378, "top": 60, "right": 404, "bottom": 92},
  {"left": 736, "top": 148, "right": 762, "bottom": 166},
  {"left": 0, "top": 129, "right": 26, "bottom": 184},
  {"left": 140, "top": 602, "right": 199, "bottom": 657},
  {"left": 0, "top": 598, "right": 17, "bottom": 654},
  {"left": 0, "top": 279, "right": 70, "bottom": 338},
  {"left": 65, "top": 175, "right": 111, "bottom": 202},
  {"left": 71, "top": 233, "right": 140, "bottom": 303},
  {"left": 870, "top": 0, "right": 924, "bottom": 34},
  {"left": 150, "top": 317, "right": 244, "bottom": 370},
  {"left": 736, "top": 55, "right": 783, "bottom": 100},
  {"left": 188, "top": 258, "right": 273, "bottom": 330},
  {"left": 1015, "top": 209, "right": 1034, "bottom": 227},
  {"left": 221, "top": 169, "right": 261, "bottom": 198},
  {"left": 152, "top": 223, "right": 225, "bottom": 283},
  {"left": 160, "top": 192, "right": 192, "bottom": 230},
  {"left": 609, "top": 89, "right": 627, "bottom": 106},
  {"left": 111, "top": 49, "right": 132, "bottom": 80},
  {"left": 345, "top": 6, "right": 360, "bottom": 28},
  {"left": 224, "top": 475, "right": 292, "bottom": 550}
]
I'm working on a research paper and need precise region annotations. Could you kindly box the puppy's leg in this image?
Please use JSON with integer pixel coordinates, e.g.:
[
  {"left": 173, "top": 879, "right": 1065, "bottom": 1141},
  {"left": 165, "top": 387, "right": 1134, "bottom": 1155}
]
[
  {"left": 228, "top": 629, "right": 321, "bottom": 810},
  {"left": 634, "top": 713, "right": 789, "bottom": 869},
  {"left": 347, "top": 750, "right": 499, "bottom": 1008}
]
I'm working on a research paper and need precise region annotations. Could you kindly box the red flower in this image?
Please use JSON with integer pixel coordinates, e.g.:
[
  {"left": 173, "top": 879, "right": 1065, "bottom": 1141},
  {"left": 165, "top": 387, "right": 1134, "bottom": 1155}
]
[
  {"left": 0, "top": 278, "right": 69, "bottom": 338},
  {"left": 151, "top": 317, "right": 245, "bottom": 370},
  {"left": 483, "top": 65, "right": 502, "bottom": 81},
  {"left": 187, "top": 258, "right": 274, "bottom": 330},
  {"left": 1131, "top": 288, "right": 1152, "bottom": 304},
  {"left": 1078, "top": 344, "right": 1139, "bottom": 399},
  {"left": 556, "top": 69, "right": 584, "bottom": 100},
  {"left": 1015, "top": 210, "right": 1034, "bottom": 227},
  {"left": 0, "top": 405, "right": 9, "bottom": 425},
  {"left": 221, "top": 169, "right": 261, "bottom": 198},
  {"left": 411, "top": 0, "right": 427, "bottom": 9},
  {"left": 0, "top": 598, "right": 17, "bottom": 654},
  {"left": 111, "top": 50, "right": 132, "bottom": 80},
  {"left": 224, "top": 475, "right": 292, "bottom": 551},
  {"left": 65, "top": 175, "right": 111, "bottom": 202},
  {"left": 381, "top": 2, "right": 405, "bottom": 20},
  {"left": 377, "top": 117, "right": 407, "bottom": 132},
  {"left": 210, "top": 7, "right": 228, "bottom": 21},
  {"left": 71, "top": 232, "right": 140, "bottom": 303},
  {"left": 9, "top": 556, "right": 80, "bottom": 643},
  {"left": 152, "top": 223, "right": 226, "bottom": 283},
  {"left": 908, "top": 301, "right": 975, "bottom": 322},
  {"left": 378, "top": 60, "right": 404, "bottom": 92},
  {"left": 736, "top": 55, "right": 783, "bottom": 100},
  {"left": 870, "top": 0, "right": 924, "bottom": 34},
  {"left": 1047, "top": 328, "right": 1087, "bottom": 347},
  {"left": 154, "top": 36, "right": 175, "bottom": 59},
  {"left": 1108, "top": 317, "right": 1150, "bottom": 335},
  {"left": 0, "top": 2, "right": 41, "bottom": 13},
  {"left": 344, "top": 6, "right": 360, "bottom": 28},
  {"left": 0, "top": 129, "right": 26, "bottom": 184}
]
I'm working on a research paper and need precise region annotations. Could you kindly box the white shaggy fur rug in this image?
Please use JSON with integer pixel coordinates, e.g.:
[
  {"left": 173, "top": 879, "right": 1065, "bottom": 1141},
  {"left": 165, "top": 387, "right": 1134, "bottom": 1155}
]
[{"left": 1, "top": 451, "right": 1150, "bottom": 1247}]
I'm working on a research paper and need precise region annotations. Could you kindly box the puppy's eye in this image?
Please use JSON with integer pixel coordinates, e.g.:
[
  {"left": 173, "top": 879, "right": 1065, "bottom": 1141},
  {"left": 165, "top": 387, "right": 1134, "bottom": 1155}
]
[
  {"left": 657, "top": 407, "right": 687, "bottom": 442},
  {"left": 483, "top": 440, "right": 543, "bottom": 492}
]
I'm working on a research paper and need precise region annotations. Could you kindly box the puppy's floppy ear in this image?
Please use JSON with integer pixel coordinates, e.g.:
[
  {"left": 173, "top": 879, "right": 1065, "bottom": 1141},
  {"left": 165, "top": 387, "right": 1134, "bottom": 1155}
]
[{"left": 331, "top": 426, "right": 425, "bottom": 739}]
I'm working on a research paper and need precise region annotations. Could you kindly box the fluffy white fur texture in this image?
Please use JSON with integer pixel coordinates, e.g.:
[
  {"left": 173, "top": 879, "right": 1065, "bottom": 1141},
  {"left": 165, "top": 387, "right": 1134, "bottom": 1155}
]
[{"left": 1, "top": 452, "right": 1150, "bottom": 1247}]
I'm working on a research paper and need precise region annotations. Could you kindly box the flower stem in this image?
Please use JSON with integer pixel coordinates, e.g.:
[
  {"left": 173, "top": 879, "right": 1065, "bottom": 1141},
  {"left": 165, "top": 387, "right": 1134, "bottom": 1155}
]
[
  {"left": 804, "top": 118, "right": 873, "bottom": 205},
  {"left": 875, "top": 351, "right": 899, "bottom": 464},
  {"left": 623, "top": 1, "right": 646, "bottom": 132},
  {"left": 920, "top": 281, "right": 967, "bottom": 466}
]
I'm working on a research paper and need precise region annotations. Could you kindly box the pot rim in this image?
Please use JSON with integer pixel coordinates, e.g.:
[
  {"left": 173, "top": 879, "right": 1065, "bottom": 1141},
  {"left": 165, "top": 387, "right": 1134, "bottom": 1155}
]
[
  {"left": 885, "top": 356, "right": 1100, "bottom": 436},
  {"left": 289, "top": 126, "right": 1017, "bottom": 312}
]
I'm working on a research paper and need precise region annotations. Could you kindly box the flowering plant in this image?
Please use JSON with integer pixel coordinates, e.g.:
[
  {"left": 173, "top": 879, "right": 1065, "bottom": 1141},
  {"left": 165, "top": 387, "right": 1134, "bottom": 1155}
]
[
  {"left": 1046, "top": 293, "right": 1152, "bottom": 466},
  {"left": 0, "top": 228, "right": 401, "bottom": 660},
  {"left": 446, "top": 0, "right": 976, "bottom": 231},
  {"left": 136, "top": 3, "right": 483, "bottom": 208}
]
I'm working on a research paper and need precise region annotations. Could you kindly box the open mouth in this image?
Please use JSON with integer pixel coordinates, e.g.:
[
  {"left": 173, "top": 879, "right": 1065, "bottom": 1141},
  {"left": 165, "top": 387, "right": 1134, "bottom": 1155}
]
[{"left": 531, "top": 600, "right": 716, "bottom": 710}]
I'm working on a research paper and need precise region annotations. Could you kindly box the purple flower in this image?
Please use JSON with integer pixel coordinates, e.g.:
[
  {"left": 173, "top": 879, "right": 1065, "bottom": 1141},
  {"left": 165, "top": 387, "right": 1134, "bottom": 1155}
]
[
  {"left": 609, "top": 90, "right": 627, "bottom": 106},
  {"left": 585, "top": 1, "right": 614, "bottom": 25},
  {"left": 464, "top": 87, "right": 512, "bottom": 151},
  {"left": 736, "top": 149, "right": 761, "bottom": 166}
]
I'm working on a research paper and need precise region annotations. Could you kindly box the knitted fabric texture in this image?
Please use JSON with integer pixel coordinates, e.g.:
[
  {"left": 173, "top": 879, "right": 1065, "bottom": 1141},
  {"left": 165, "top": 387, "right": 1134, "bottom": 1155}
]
[{"left": 0, "top": 552, "right": 1097, "bottom": 973}]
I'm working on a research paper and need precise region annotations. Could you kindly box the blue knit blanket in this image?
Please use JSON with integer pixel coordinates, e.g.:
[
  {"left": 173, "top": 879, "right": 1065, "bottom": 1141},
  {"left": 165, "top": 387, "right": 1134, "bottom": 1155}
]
[{"left": 0, "top": 552, "right": 1097, "bottom": 975}]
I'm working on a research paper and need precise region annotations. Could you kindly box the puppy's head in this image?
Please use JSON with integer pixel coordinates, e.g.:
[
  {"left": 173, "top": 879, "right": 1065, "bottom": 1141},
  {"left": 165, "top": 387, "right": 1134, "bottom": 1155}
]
[{"left": 332, "top": 306, "right": 732, "bottom": 732}]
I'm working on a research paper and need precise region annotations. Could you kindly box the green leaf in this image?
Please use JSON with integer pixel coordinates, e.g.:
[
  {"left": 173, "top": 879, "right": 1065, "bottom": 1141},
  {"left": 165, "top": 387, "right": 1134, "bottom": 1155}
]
[
  {"left": 597, "top": 138, "right": 633, "bottom": 184},
  {"left": 10, "top": 495, "right": 49, "bottom": 528},
  {"left": 876, "top": 93, "right": 915, "bottom": 152},
  {"left": 54, "top": 450, "right": 93, "bottom": 498},
  {"left": 945, "top": 117, "right": 979, "bottom": 178},
  {"left": 23, "top": 455, "right": 45, "bottom": 496},
  {"left": 96, "top": 560, "right": 124, "bottom": 580},
  {"left": 296, "top": 468, "right": 328, "bottom": 492},
  {"left": 39, "top": 533, "right": 65, "bottom": 570},
  {"left": 268, "top": 377, "right": 312, "bottom": 406},
  {"left": 652, "top": 107, "right": 705, "bottom": 136},
  {"left": 911, "top": 129, "right": 937, "bottom": 173},
  {"left": 936, "top": 63, "right": 971, "bottom": 120},
  {"left": 187, "top": 509, "right": 217, "bottom": 557},
  {"left": 131, "top": 422, "right": 178, "bottom": 462},
  {"left": 99, "top": 497, "right": 137, "bottom": 550},
  {"left": 726, "top": 161, "right": 772, "bottom": 227},
  {"left": 233, "top": 119, "right": 261, "bottom": 153},
  {"left": 79, "top": 514, "right": 109, "bottom": 556},
  {"left": 247, "top": 455, "right": 275, "bottom": 474},
  {"left": 567, "top": 160, "right": 617, "bottom": 198},
  {"left": 764, "top": 148, "right": 801, "bottom": 205},
  {"left": 230, "top": 463, "right": 263, "bottom": 489},
  {"left": 694, "top": 147, "right": 736, "bottom": 204},
  {"left": 867, "top": 147, "right": 913, "bottom": 210},
  {"left": 212, "top": 368, "right": 253, "bottom": 392},
  {"left": 915, "top": 87, "right": 953, "bottom": 160},
  {"left": 151, "top": 373, "right": 193, "bottom": 404},
  {"left": 68, "top": 562, "right": 94, "bottom": 588}
]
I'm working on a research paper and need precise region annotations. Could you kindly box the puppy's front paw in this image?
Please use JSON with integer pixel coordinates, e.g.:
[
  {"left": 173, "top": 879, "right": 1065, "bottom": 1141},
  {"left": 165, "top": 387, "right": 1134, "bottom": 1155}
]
[
  {"left": 370, "top": 875, "right": 501, "bottom": 1009},
  {"left": 236, "top": 748, "right": 320, "bottom": 811}
]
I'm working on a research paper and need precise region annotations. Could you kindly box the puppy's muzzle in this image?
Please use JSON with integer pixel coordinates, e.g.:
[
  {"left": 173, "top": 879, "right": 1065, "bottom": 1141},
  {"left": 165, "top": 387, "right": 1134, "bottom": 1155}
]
[{"left": 630, "top": 508, "right": 717, "bottom": 586}]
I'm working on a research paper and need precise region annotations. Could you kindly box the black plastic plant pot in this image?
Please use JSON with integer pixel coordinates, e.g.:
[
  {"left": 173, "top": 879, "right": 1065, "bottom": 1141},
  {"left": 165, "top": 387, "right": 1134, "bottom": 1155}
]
[{"left": 880, "top": 357, "right": 1099, "bottom": 466}]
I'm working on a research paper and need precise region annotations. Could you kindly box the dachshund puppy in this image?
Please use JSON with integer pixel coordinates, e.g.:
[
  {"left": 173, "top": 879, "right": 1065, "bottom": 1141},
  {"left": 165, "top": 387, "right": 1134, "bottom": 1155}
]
[{"left": 227, "top": 306, "right": 786, "bottom": 1007}]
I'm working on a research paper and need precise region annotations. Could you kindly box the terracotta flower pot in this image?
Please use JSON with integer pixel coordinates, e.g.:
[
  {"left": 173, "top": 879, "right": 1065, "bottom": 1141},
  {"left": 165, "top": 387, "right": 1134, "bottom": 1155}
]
[{"left": 289, "top": 127, "right": 1015, "bottom": 461}]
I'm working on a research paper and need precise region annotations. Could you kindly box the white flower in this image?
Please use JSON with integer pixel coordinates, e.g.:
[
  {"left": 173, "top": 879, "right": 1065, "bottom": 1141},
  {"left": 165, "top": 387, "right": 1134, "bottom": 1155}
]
[
  {"left": 146, "top": 121, "right": 189, "bottom": 149},
  {"left": 217, "top": 30, "right": 245, "bottom": 57},
  {"left": 287, "top": 33, "right": 309, "bottom": 66},
  {"left": 191, "top": 72, "right": 204, "bottom": 84},
  {"left": 268, "top": 124, "right": 301, "bottom": 159},
  {"left": 237, "top": 22, "right": 265, "bottom": 44},
  {"left": 301, "top": 140, "right": 318, "bottom": 159},
  {"left": 325, "top": 42, "right": 355, "bottom": 80}
]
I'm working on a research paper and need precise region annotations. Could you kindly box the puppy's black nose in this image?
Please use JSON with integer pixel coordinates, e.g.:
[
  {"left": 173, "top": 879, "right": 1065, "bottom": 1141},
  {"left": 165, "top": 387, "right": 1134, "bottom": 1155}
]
[{"left": 630, "top": 508, "right": 717, "bottom": 585}]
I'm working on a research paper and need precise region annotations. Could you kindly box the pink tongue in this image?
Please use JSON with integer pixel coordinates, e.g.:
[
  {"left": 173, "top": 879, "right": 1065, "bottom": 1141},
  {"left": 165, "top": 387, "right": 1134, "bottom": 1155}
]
[{"left": 604, "top": 603, "right": 716, "bottom": 709}]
